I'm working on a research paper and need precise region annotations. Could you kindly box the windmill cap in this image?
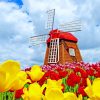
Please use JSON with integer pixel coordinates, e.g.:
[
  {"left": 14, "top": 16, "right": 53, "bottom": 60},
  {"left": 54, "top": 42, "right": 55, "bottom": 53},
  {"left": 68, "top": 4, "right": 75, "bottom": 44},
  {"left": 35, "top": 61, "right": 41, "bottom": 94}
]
[{"left": 47, "top": 29, "right": 78, "bottom": 43}]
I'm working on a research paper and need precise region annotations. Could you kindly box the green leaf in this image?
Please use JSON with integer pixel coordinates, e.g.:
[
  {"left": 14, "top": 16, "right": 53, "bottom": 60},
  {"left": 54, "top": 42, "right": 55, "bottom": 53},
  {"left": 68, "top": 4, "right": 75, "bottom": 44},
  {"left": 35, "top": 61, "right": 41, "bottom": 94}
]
[
  {"left": 24, "top": 84, "right": 30, "bottom": 88},
  {"left": 74, "top": 84, "right": 79, "bottom": 92}
]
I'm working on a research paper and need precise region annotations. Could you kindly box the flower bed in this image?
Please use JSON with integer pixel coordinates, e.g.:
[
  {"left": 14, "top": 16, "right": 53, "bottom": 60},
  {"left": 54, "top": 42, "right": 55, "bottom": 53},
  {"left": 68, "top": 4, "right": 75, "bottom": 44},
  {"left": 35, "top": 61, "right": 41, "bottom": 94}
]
[{"left": 0, "top": 60, "right": 100, "bottom": 100}]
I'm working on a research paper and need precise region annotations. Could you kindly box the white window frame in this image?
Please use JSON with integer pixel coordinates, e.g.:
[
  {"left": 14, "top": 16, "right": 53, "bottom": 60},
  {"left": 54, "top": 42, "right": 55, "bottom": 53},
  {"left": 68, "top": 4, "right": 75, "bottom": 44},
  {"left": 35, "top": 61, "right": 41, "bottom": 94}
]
[
  {"left": 48, "top": 38, "right": 59, "bottom": 63},
  {"left": 69, "top": 48, "right": 75, "bottom": 56}
]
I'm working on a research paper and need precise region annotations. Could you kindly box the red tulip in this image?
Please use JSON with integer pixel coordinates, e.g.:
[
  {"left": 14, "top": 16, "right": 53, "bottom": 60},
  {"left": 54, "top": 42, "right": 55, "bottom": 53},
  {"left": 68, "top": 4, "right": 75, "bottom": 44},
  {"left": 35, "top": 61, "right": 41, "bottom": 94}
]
[
  {"left": 15, "top": 88, "right": 23, "bottom": 99},
  {"left": 78, "top": 86, "right": 87, "bottom": 96},
  {"left": 67, "top": 72, "right": 81, "bottom": 87},
  {"left": 86, "top": 68, "right": 94, "bottom": 76},
  {"left": 58, "top": 70, "right": 68, "bottom": 78}
]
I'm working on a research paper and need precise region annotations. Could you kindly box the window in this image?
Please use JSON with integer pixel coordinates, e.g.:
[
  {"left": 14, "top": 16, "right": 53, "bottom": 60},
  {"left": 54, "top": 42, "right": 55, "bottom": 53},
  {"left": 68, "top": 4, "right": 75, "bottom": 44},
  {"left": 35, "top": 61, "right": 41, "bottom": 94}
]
[
  {"left": 48, "top": 38, "right": 59, "bottom": 63},
  {"left": 69, "top": 48, "right": 75, "bottom": 56}
]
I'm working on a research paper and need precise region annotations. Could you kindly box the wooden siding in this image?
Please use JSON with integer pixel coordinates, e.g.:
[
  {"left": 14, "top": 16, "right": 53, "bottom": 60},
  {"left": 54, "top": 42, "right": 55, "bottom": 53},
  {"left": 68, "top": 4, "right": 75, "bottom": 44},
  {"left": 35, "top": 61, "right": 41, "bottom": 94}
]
[{"left": 44, "top": 40, "right": 82, "bottom": 65}]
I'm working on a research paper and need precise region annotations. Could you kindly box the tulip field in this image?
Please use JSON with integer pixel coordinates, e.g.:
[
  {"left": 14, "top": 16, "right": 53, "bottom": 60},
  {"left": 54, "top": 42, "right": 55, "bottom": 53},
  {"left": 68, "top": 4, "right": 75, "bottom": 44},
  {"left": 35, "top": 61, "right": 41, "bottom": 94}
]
[{"left": 0, "top": 60, "right": 100, "bottom": 100}]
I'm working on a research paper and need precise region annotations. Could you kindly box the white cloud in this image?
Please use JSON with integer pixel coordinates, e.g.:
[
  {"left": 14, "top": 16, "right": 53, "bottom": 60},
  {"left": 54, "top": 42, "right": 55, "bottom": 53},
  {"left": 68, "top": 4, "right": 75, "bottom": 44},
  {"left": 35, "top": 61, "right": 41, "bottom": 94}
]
[
  {"left": 73, "top": 0, "right": 100, "bottom": 49},
  {"left": 81, "top": 47, "right": 100, "bottom": 63},
  {"left": 22, "top": 0, "right": 78, "bottom": 22},
  {"left": 0, "top": 1, "right": 36, "bottom": 68}
]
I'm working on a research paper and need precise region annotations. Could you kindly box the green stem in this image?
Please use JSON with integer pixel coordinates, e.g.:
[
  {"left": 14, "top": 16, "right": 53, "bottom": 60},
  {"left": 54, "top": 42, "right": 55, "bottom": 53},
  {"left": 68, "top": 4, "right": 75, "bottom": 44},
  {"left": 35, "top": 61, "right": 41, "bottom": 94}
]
[
  {"left": 83, "top": 96, "right": 88, "bottom": 100},
  {"left": 3, "top": 92, "right": 6, "bottom": 100},
  {"left": 7, "top": 92, "right": 11, "bottom": 100},
  {"left": 73, "top": 84, "right": 78, "bottom": 93},
  {"left": 0, "top": 92, "right": 3, "bottom": 100},
  {"left": 1, "top": 93, "right": 3, "bottom": 100},
  {"left": 13, "top": 91, "right": 15, "bottom": 100}
]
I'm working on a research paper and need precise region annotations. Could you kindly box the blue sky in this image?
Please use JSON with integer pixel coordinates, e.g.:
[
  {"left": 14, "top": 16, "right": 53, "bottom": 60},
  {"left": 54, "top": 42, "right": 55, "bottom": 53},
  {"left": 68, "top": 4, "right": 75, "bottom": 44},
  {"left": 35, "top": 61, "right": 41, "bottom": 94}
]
[
  {"left": 0, "top": 0, "right": 23, "bottom": 5},
  {"left": 0, "top": 0, "right": 100, "bottom": 68}
]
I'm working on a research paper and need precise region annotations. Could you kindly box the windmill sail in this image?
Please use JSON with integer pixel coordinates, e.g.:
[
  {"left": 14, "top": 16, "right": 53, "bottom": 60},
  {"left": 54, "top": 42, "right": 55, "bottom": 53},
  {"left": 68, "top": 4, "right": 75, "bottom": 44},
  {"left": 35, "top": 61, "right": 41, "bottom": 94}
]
[
  {"left": 59, "top": 20, "right": 82, "bottom": 32},
  {"left": 29, "top": 34, "right": 49, "bottom": 46},
  {"left": 45, "top": 9, "right": 55, "bottom": 30}
]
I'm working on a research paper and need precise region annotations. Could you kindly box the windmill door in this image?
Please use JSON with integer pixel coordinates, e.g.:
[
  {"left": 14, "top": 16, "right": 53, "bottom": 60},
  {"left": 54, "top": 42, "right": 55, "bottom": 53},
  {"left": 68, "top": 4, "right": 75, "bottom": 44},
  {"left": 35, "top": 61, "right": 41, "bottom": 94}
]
[{"left": 48, "top": 38, "right": 59, "bottom": 64}]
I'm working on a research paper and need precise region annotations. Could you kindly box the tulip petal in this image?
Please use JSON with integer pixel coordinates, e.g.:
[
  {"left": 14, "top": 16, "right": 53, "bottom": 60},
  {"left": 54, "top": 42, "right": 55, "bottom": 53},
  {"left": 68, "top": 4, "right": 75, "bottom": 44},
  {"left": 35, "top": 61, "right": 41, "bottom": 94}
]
[
  {"left": 22, "top": 83, "right": 42, "bottom": 100},
  {"left": 45, "top": 88, "right": 64, "bottom": 100},
  {"left": 78, "top": 95, "right": 82, "bottom": 100},
  {"left": 64, "top": 92, "right": 77, "bottom": 100},
  {"left": 92, "top": 78, "right": 100, "bottom": 98},
  {"left": 27, "top": 65, "right": 44, "bottom": 82},
  {"left": 11, "top": 71, "right": 30, "bottom": 90},
  {"left": 0, "top": 60, "right": 20, "bottom": 74},
  {"left": 47, "top": 79, "right": 62, "bottom": 90},
  {"left": 0, "top": 60, "right": 21, "bottom": 92}
]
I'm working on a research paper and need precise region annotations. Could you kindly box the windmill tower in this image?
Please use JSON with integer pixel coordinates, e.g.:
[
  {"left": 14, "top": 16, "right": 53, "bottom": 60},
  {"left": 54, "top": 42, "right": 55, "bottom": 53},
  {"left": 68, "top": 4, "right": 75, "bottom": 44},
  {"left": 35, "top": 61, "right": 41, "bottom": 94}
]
[{"left": 30, "top": 9, "right": 82, "bottom": 65}]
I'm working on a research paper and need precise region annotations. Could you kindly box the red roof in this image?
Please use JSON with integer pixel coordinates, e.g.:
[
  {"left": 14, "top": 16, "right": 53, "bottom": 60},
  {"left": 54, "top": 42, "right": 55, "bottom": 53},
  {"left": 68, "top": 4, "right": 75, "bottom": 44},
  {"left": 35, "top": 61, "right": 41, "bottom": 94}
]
[{"left": 47, "top": 29, "right": 78, "bottom": 43}]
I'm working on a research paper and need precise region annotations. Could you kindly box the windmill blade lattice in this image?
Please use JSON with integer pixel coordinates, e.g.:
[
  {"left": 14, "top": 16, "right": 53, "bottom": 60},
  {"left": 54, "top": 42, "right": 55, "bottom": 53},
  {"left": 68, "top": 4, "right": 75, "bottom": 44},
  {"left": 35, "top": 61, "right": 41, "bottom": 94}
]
[
  {"left": 45, "top": 9, "right": 55, "bottom": 30},
  {"left": 29, "top": 34, "right": 49, "bottom": 46},
  {"left": 59, "top": 20, "right": 82, "bottom": 32}
]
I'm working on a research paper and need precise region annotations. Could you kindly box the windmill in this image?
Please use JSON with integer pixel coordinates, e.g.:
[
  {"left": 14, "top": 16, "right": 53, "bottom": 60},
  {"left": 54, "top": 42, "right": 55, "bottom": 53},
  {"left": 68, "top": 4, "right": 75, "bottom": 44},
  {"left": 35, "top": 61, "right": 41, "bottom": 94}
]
[{"left": 30, "top": 9, "right": 82, "bottom": 65}]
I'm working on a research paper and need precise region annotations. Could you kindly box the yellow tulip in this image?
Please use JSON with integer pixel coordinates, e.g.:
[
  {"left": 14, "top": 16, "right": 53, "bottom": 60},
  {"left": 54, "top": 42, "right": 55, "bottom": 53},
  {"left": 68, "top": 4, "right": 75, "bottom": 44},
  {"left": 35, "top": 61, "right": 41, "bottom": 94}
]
[
  {"left": 0, "top": 60, "right": 20, "bottom": 92},
  {"left": 84, "top": 78, "right": 100, "bottom": 100},
  {"left": 27, "top": 65, "right": 44, "bottom": 81},
  {"left": 64, "top": 92, "right": 82, "bottom": 100},
  {"left": 10, "top": 71, "right": 31, "bottom": 91},
  {"left": 41, "top": 79, "right": 63, "bottom": 100},
  {"left": 22, "top": 79, "right": 82, "bottom": 100},
  {"left": 22, "top": 82, "right": 42, "bottom": 100},
  {"left": 42, "top": 79, "right": 82, "bottom": 100},
  {"left": 44, "top": 88, "right": 64, "bottom": 100},
  {"left": 46, "top": 79, "right": 62, "bottom": 89}
]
